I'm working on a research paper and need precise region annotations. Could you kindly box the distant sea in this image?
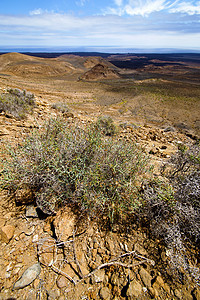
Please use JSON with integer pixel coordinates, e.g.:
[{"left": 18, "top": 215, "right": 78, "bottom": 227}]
[{"left": 0, "top": 46, "right": 200, "bottom": 54}]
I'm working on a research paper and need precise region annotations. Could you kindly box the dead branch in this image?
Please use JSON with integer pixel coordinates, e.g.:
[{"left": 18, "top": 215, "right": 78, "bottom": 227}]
[
  {"left": 51, "top": 264, "right": 76, "bottom": 285},
  {"left": 76, "top": 250, "right": 155, "bottom": 284},
  {"left": 72, "top": 229, "right": 83, "bottom": 278}
]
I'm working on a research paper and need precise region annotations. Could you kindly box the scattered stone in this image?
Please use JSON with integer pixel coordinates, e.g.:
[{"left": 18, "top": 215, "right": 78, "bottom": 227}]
[
  {"left": 24, "top": 226, "right": 35, "bottom": 236},
  {"left": 139, "top": 268, "right": 152, "bottom": 288},
  {"left": 155, "top": 275, "right": 164, "bottom": 286},
  {"left": 174, "top": 289, "right": 183, "bottom": 299},
  {"left": 148, "top": 286, "right": 159, "bottom": 298},
  {"left": 26, "top": 205, "right": 38, "bottom": 218},
  {"left": 92, "top": 269, "right": 105, "bottom": 283},
  {"left": 56, "top": 276, "right": 69, "bottom": 289},
  {"left": 127, "top": 279, "right": 143, "bottom": 297},
  {"left": 48, "top": 289, "right": 61, "bottom": 299},
  {"left": 0, "top": 225, "right": 15, "bottom": 243},
  {"left": 163, "top": 282, "right": 171, "bottom": 294},
  {"left": 134, "top": 243, "right": 148, "bottom": 256},
  {"left": 13, "top": 263, "right": 41, "bottom": 290},
  {"left": 5, "top": 113, "right": 14, "bottom": 119},
  {"left": 0, "top": 128, "right": 10, "bottom": 136},
  {"left": 99, "top": 286, "right": 112, "bottom": 300},
  {"left": 164, "top": 126, "right": 175, "bottom": 132}
]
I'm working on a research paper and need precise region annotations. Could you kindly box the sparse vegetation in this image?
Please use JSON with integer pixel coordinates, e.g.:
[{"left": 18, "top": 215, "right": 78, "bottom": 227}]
[
  {"left": 0, "top": 117, "right": 150, "bottom": 222},
  {"left": 140, "top": 143, "right": 200, "bottom": 281},
  {"left": 0, "top": 52, "right": 200, "bottom": 298},
  {"left": 0, "top": 88, "right": 35, "bottom": 119},
  {"left": 51, "top": 102, "right": 69, "bottom": 113},
  {"left": 95, "top": 116, "right": 118, "bottom": 136},
  {"left": 0, "top": 115, "right": 199, "bottom": 283}
]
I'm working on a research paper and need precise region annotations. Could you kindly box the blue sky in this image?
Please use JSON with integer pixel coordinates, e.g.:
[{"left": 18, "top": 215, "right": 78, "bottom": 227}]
[{"left": 0, "top": 0, "right": 200, "bottom": 51}]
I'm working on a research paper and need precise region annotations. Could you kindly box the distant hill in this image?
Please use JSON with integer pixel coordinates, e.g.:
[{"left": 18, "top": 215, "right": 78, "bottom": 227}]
[
  {"left": 0, "top": 52, "right": 75, "bottom": 77},
  {"left": 79, "top": 63, "right": 120, "bottom": 81},
  {"left": 0, "top": 52, "right": 119, "bottom": 78}
]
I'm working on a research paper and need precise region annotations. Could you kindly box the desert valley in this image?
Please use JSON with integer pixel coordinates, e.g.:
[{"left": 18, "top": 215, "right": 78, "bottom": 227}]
[{"left": 0, "top": 51, "right": 199, "bottom": 299}]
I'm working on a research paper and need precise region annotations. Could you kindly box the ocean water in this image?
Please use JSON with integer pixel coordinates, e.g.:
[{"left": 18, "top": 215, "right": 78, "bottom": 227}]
[{"left": 0, "top": 46, "right": 200, "bottom": 54}]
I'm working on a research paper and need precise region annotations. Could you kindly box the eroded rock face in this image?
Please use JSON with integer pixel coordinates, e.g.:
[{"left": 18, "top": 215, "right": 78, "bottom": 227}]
[
  {"left": 37, "top": 238, "right": 56, "bottom": 266},
  {"left": 0, "top": 200, "right": 199, "bottom": 300},
  {"left": 53, "top": 207, "right": 76, "bottom": 242}
]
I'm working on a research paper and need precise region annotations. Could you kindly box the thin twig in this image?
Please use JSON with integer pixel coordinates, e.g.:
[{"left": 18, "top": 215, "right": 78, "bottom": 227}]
[
  {"left": 72, "top": 229, "right": 83, "bottom": 278},
  {"left": 104, "top": 250, "right": 154, "bottom": 266},
  {"left": 51, "top": 264, "right": 76, "bottom": 285},
  {"left": 76, "top": 251, "right": 155, "bottom": 283}
]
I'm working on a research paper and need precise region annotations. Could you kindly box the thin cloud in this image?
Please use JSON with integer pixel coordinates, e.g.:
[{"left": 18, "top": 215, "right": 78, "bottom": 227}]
[
  {"left": 76, "top": 0, "right": 89, "bottom": 7},
  {"left": 30, "top": 9, "right": 44, "bottom": 16},
  {"left": 124, "top": 0, "right": 167, "bottom": 16},
  {"left": 170, "top": 1, "right": 200, "bottom": 14},
  {"left": 104, "top": 0, "right": 200, "bottom": 16},
  {"left": 0, "top": 10, "right": 199, "bottom": 33},
  {"left": 114, "top": 0, "right": 124, "bottom": 6},
  {"left": 0, "top": 6, "right": 199, "bottom": 49}
]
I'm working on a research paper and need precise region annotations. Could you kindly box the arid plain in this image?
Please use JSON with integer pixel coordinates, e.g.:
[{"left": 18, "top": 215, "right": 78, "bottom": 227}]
[
  {"left": 0, "top": 52, "right": 199, "bottom": 138},
  {"left": 0, "top": 52, "right": 199, "bottom": 300}
]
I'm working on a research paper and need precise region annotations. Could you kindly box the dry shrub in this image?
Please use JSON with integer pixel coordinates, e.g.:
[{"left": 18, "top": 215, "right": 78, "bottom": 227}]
[
  {"left": 141, "top": 143, "right": 200, "bottom": 282},
  {"left": 95, "top": 116, "right": 118, "bottom": 136},
  {"left": 0, "top": 88, "right": 35, "bottom": 119},
  {"left": 0, "top": 117, "right": 150, "bottom": 223},
  {"left": 51, "top": 102, "right": 69, "bottom": 113}
]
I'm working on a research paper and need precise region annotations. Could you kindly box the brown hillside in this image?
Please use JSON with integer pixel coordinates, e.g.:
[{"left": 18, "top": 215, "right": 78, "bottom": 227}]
[
  {"left": 83, "top": 57, "right": 115, "bottom": 69},
  {"left": 56, "top": 54, "right": 116, "bottom": 71},
  {"left": 80, "top": 63, "right": 120, "bottom": 81},
  {"left": 0, "top": 52, "right": 75, "bottom": 77}
]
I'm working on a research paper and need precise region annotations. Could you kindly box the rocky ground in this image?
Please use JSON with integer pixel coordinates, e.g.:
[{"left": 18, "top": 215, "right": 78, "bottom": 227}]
[
  {"left": 0, "top": 51, "right": 199, "bottom": 299},
  {"left": 0, "top": 88, "right": 199, "bottom": 299}
]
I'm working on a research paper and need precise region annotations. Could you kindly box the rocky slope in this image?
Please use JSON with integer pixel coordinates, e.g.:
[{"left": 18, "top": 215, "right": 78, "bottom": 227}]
[
  {"left": 79, "top": 64, "right": 120, "bottom": 81},
  {"left": 0, "top": 85, "right": 199, "bottom": 300}
]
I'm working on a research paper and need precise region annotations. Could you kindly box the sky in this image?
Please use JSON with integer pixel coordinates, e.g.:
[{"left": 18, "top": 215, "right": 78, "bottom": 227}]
[{"left": 0, "top": 0, "right": 200, "bottom": 51}]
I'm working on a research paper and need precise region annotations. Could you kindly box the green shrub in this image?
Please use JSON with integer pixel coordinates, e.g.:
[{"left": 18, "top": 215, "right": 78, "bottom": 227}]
[
  {"left": 0, "top": 117, "right": 150, "bottom": 223},
  {"left": 95, "top": 116, "right": 117, "bottom": 136},
  {"left": 0, "top": 88, "right": 35, "bottom": 119}
]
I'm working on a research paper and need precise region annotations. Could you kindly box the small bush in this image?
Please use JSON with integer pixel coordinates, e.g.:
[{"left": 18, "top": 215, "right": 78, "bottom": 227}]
[
  {"left": 51, "top": 102, "right": 69, "bottom": 113},
  {"left": 141, "top": 143, "right": 200, "bottom": 281},
  {"left": 0, "top": 88, "right": 35, "bottom": 119},
  {"left": 95, "top": 116, "right": 117, "bottom": 136},
  {"left": 0, "top": 117, "right": 150, "bottom": 223}
]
